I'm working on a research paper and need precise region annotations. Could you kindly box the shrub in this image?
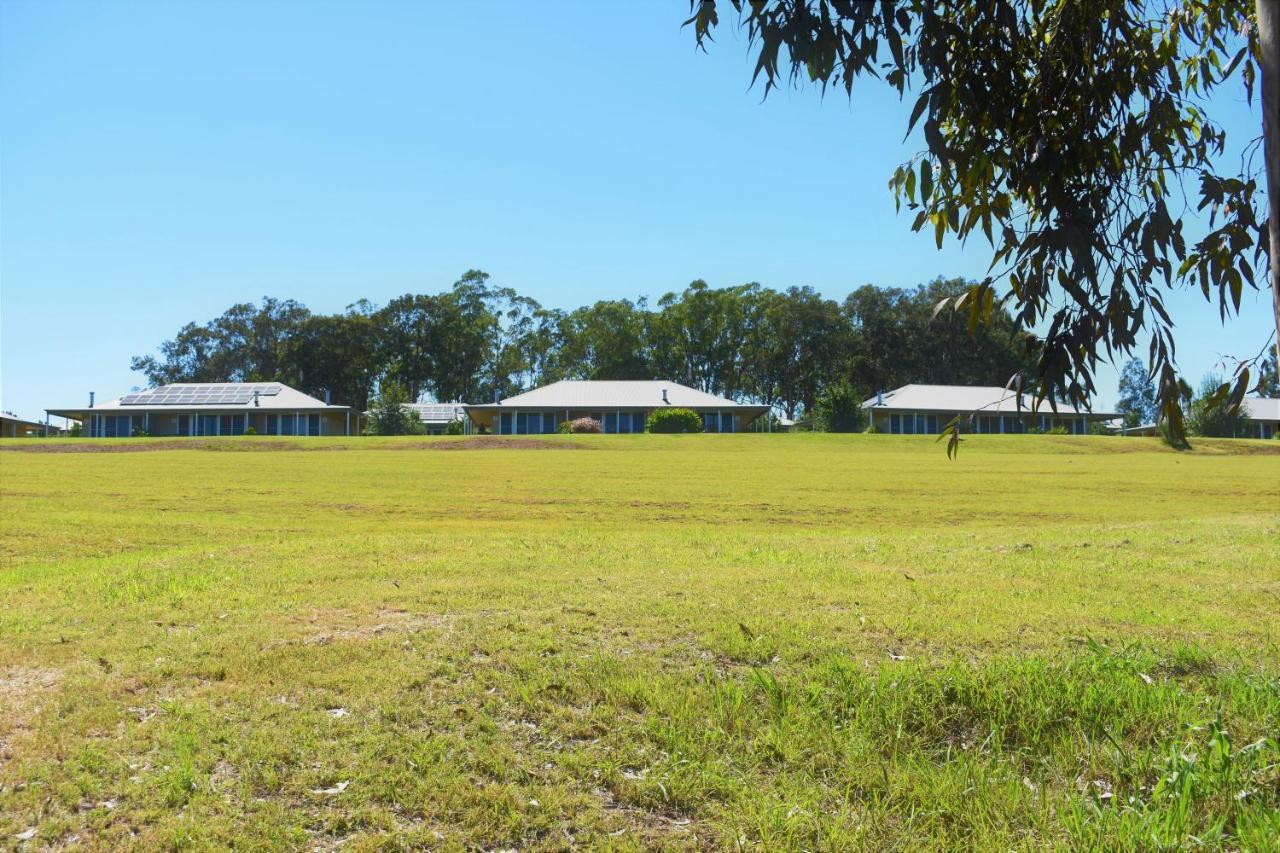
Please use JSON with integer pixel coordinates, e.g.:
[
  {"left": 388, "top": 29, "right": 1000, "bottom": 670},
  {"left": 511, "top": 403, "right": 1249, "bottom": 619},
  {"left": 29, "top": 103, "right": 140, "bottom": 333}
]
[
  {"left": 558, "top": 417, "right": 602, "bottom": 434},
  {"left": 1046, "top": 425, "right": 1069, "bottom": 435},
  {"left": 245, "top": 425, "right": 258, "bottom": 436},
  {"left": 646, "top": 408, "right": 703, "bottom": 434},
  {"left": 445, "top": 419, "right": 465, "bottom": 436},
  {"left": 69, "top": 423, "right": 83, "bottom": 437},
  {"left": 1088, "top": 421, "right": 1111, "bottom": 436}
]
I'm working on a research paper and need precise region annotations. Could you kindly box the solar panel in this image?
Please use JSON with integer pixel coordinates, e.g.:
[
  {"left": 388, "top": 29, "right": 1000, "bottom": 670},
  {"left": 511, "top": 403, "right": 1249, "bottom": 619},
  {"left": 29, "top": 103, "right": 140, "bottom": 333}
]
[{"left": 117, "top": 383, "right": 278, "bottom": 406}]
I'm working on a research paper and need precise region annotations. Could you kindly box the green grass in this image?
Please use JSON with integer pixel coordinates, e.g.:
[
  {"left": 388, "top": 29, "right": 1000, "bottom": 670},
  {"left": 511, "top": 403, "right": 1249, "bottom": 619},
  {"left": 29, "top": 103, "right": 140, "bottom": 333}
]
[{"left": 1, "top": 434, "right": 1278, "bottom": 850}]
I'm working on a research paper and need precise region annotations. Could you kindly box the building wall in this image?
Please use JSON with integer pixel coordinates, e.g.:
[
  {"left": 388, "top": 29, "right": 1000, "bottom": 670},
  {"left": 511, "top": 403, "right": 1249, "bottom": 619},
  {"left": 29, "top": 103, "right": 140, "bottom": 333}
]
[
  {"left": 83, "top": 410, "right": 350, "bottom": 437},
  {"left": 871, "top": 410, "right": 1093, "bottom": 435},
  {"left": 472, "top": 408, "right": 746, "bottom": 435},
  {"left": 1244, "top": 420, "right": 1277, "bottom": 439}
]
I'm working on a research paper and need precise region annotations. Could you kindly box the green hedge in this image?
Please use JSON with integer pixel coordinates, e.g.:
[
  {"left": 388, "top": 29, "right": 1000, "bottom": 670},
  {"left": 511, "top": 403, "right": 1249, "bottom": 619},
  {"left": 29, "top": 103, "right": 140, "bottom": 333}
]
[{"left": 646, "top": 408, "right": 703, "bottom": 434}]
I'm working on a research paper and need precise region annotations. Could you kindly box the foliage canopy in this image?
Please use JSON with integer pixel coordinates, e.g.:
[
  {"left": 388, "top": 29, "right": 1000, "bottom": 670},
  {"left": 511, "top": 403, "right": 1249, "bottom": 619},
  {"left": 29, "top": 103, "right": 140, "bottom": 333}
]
[{"left": 686, "top": 0, "right": 1278, "bottom": 450}]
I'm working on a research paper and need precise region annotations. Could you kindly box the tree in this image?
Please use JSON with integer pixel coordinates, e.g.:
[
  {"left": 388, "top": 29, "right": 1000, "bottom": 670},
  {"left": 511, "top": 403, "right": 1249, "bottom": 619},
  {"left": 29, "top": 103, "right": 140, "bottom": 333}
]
[
  {"left": 686, "top": 0, "right": 1278, "bottom": 449},
  {"left": 286, "top": 310, "right": 381, "bottom": 410},
  {"left": 131, "top": 298, "right": 310, "bottom": 386},
  {"left": 1116, "top": 357, "right": 1158, "bottom": 427},
  {"left": 813, "top": 383, "right": 865, "bottom": 432},
  {"left": 557, "top": 299, "right": 652, "bottom": 381},
  {"left": 1187, "top": 373, "right": 1246, "bottom": 436},
  {"left": 1257, "top": 348, "right": 1279, "bottom": 396},
  {"left": 368, "top": 380, "right": 419, "bottom": 436}
]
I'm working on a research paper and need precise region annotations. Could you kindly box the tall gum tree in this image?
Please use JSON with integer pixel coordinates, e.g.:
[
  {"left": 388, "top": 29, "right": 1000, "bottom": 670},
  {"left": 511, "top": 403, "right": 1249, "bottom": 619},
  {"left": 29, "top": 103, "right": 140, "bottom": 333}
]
[{"left": 686, "top": 0, "right": 1278, "bottom": 448}]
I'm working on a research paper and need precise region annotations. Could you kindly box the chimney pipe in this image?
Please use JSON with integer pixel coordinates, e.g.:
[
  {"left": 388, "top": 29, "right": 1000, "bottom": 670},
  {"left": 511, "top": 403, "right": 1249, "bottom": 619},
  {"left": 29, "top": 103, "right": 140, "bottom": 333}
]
[
  {"left": 253, "top": 391, "right": 260, "bottom": 408},
  {"left": 661, "top": 388, "right": 669, "bottom": 405},
  {"left": 324, "top": 389, "right": 331, "bottom": 405},
  {"left": 89, "top": 391, "right": 95, "bottom": 409}
]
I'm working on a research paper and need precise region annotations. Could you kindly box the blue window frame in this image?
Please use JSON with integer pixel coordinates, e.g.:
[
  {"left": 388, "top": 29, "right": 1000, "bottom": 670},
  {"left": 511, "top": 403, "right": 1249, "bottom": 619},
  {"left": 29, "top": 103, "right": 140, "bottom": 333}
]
[
  {"left": 604, "top": 413, "right": 618, "bottom": 433},
  {"left": 544, "top": 413, "right": 557, "bottom": 433},
  {"left": 281, "top": 415, "right": 295, "bottom": 436},
  {"left": 308, "top": 414, "right": 320, "bottom": 436}
]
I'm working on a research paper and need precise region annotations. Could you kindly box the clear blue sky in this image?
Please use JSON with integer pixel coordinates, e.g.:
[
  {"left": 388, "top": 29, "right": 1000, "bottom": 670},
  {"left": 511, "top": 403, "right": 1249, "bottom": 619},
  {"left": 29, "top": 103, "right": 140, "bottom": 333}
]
[{"left": 2, "top": 0, "right": 1274, "bottom": 421}]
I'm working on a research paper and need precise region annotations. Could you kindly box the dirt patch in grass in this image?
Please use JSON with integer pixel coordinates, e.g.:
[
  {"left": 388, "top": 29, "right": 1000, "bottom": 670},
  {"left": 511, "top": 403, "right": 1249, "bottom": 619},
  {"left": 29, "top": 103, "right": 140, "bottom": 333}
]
[
  {"left": 270, "top": 607, "right": 460, "bottom": 648},
  {"left": 0, "top": 666, "right": 62, "bottom": 760},
  {"left": 398, "top": 437, "right": 589, "bottom": 451}
]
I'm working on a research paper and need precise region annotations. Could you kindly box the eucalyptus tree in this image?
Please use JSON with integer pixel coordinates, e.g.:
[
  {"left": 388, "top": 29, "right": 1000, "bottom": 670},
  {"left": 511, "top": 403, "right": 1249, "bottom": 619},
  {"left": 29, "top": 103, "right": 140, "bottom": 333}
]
[{"left": 686, "top": 0, "right": 1278, "bottom": 448}]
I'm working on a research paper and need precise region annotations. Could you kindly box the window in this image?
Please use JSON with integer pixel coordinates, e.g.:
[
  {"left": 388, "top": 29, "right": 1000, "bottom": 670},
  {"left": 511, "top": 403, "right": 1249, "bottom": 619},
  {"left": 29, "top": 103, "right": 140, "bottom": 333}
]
[
  {"left": 200, "top": 415, "right": 218, "bottom": 436},
  {"left": 890, "top": 414, "right": 901, "bottom": 434},
  {"left": 903, "top": 414, "right": 916, "bottom": 435},
  {"left": 926, "top": 415, "right": 938, "bottom": 433},
  {"left": 702, "top": 412, "right": 718, "bottom": 433},
  {"left": 266, "top": 414, "right": 278, "bottom": 435},
  {"left": 722, "top": 413, "right": 735, "bottom": 433},
  {"left": 308, "top": 414, "right": 320, "bottom": 436},
  {"left": 631, "top": 412, "right": 645, "bottom": 433},
  {"left": 544, "top": 413, "right": 557, "bottom": 433},
  {"left": 604, "top": 413, "right": 617, "bottom": 433},
  {"left": 281, "top": 415, "right": 295, "bottom": 436},
  {"left": 104, "top": 415, "right": 132, "bottom": 437}
]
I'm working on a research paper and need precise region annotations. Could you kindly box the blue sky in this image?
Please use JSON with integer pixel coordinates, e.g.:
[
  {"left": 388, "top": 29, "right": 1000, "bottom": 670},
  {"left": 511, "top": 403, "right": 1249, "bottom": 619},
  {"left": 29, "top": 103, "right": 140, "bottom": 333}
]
[{"left": 2, "top": 0, "right": 1274, "bottom": 421}]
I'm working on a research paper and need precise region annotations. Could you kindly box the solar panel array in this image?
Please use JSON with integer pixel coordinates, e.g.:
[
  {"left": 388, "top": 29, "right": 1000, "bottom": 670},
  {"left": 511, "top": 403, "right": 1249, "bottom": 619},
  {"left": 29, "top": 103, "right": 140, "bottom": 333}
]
[
  {"left": 119, "top": 383, "right": 284, "bottom": 406},
  {"left": 409, "top": 404, "right": 465, "bottom": 421}
]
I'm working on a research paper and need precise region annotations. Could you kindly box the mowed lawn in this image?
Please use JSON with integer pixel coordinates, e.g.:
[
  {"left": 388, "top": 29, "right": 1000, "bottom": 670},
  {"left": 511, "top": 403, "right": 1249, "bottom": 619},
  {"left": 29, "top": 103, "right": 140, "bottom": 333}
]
[{"left": 1, "top": 434, "right": 1278, "bottom": 850}]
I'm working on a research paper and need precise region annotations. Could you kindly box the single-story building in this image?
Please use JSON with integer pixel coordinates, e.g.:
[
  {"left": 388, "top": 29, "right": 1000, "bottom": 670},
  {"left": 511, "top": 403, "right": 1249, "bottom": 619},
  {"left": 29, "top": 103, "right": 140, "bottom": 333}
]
[
  {"left": 405, "top": 403, "right": 468, "bottom": 435},
  {"left": 47, "top": 382, "right": 356, "bottom": 437},
  {"left": 1240, "top": 397, "right": 1279, "bottom": 439},
  {"left": 862, "top": 384, "right": 1117, "bottom": 435},
  {"left": 1, "top": 413, "right": 50, "bottom": 438},
  {"left": 463, "top": 380, "right": 770, "bottom": 434}
]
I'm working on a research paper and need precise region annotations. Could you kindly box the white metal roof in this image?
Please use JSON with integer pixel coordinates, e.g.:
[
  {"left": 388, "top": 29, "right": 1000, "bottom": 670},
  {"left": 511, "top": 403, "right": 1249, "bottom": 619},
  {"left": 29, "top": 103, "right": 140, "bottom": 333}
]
[
  {"left": 479, "top": 380, "right": 760, "bottom": 409},
  {"left": 861, "top": 384, "right": 1115, "bottom": 417},
  {"left": 1242, "top": 397, "right": 1280, "bottom": 421},
  {"left": 47, "top": 382, "right": 351, "bottom": 416}
]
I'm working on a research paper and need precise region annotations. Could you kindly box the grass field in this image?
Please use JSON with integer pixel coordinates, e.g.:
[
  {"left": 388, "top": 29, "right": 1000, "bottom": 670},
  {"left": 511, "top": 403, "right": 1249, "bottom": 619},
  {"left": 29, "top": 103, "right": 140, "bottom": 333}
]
[{"left": 1, "top": 434, "right": 1278, "bottom": 850}]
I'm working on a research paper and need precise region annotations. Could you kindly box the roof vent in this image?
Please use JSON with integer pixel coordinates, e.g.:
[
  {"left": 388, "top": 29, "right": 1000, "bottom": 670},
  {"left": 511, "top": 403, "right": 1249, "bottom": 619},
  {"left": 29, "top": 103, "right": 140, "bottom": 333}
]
[
  {"left": 89, "top": 391, "right": 95, "bottom": 409},
  {"left": 661, "top": 388, "right": 669, "bottom": 405},
  {"left": 253, "top": 391, "right": 261, "bottom": 408}
]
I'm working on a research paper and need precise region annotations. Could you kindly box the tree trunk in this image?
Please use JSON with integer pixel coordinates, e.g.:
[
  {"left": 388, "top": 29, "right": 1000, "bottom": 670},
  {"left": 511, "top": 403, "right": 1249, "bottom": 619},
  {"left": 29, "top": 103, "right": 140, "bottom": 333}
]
[{"left": 1258, "top": 0, "right": 1280, "bottom": 369}]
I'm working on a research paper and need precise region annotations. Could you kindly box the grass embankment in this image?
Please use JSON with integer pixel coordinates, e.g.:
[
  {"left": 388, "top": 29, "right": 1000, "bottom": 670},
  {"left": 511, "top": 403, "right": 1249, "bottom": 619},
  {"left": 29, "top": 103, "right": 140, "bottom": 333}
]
[{"left": 1, "top": 434, "right": 1278, "bottom": 849}]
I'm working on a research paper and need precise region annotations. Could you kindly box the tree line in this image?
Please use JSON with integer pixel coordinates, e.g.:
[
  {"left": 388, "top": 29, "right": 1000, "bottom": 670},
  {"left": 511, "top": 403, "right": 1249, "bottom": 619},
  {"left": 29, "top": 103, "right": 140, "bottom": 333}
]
[{"left": 132, "top": 270, "right": 1037, "bottom": 417}]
